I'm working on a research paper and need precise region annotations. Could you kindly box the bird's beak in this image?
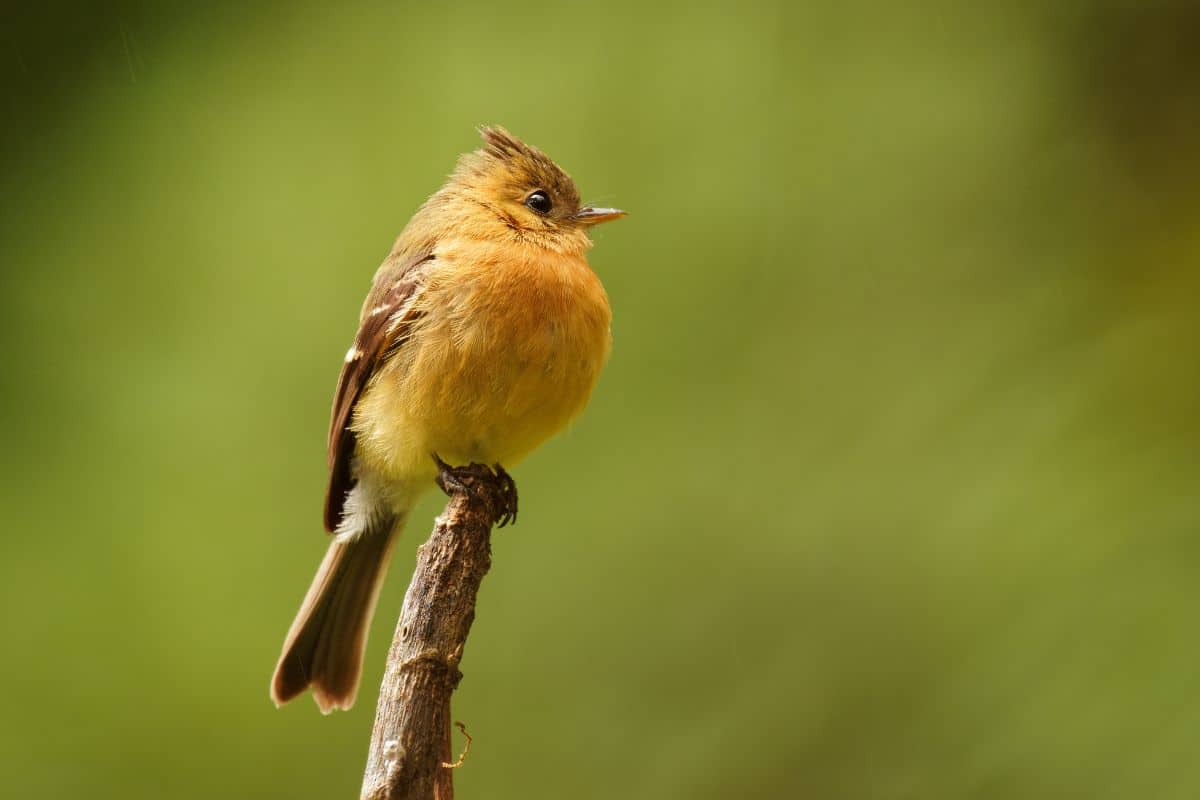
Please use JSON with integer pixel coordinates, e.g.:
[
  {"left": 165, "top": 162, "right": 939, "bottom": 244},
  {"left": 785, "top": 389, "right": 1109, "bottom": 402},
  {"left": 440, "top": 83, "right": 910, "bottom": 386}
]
[{"left": 573, "top": 207, "right": 626, "bottom": 226}]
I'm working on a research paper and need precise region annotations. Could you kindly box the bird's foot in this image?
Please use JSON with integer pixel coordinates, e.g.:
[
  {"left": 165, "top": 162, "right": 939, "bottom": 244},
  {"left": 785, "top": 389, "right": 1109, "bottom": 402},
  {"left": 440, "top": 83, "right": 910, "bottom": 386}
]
[
  {"left": 492, "top": 463, "right": 518, "bottom": 528},
  {"left": 432, "top": 455, "right": 519, "bottom": 528}
]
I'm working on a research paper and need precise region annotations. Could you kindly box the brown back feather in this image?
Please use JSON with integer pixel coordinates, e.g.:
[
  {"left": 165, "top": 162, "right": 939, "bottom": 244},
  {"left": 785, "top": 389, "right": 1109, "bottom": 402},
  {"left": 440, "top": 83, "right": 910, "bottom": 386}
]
[{"left": 323, "top": 251, "right": 434, "bottom": 532}]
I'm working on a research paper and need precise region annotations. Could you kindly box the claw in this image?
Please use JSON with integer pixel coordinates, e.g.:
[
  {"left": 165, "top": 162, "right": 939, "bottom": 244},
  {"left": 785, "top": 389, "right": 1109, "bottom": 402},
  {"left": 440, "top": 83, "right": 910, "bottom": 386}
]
[
  {"left": 431, "top": 455, "right": 519, "bottom": 528},
  {"left": 492, "top": 463, "right": 519, "bottom": 527}
]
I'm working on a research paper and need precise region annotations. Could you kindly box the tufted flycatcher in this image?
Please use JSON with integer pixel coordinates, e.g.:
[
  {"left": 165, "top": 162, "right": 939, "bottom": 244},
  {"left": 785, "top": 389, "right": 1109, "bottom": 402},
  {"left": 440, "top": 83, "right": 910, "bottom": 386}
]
[{"left": 270, "top": 127, "right": 623, "bottom": 713}]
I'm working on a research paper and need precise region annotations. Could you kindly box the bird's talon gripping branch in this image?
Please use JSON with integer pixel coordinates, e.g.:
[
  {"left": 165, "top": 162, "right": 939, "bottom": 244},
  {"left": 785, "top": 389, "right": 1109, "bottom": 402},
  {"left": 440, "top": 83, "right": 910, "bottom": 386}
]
[
  {"left": 432, "top": 455, "right": 519, "bottom": 527},
  {"left": 432, "top": 453, "right": 465, "bottom": 497},
  {"left": 492, "top": 463, "right": 519, "bottom": 527},
  {"left": 433, "top": 454, "right": 486, "bottom": 498}
]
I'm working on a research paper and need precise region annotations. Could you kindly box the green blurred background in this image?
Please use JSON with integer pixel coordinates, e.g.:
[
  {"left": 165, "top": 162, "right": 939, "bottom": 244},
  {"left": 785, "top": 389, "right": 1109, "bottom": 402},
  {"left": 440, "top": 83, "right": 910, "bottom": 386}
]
[{"left": 2, "top": 2, "right": 1198, "bottom": 797}]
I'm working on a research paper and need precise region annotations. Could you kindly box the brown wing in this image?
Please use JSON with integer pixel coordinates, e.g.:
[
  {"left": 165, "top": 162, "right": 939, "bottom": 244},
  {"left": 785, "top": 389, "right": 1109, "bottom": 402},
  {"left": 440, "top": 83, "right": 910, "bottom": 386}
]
[{"left": 323, "top": 251, "right": 434, "bottom": 532}]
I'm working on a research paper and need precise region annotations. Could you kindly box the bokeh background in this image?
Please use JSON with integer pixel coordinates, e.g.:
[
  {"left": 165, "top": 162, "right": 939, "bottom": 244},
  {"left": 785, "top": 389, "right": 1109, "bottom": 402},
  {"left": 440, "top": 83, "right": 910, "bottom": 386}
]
[{"left": 3, "top": 2, "right": 1198, "bottom": 797}]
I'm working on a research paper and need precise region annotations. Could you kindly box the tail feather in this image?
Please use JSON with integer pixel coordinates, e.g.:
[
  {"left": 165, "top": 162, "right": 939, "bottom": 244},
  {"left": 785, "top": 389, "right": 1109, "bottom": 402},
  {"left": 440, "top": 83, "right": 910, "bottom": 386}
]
[{"left": 271, "top": 513, "right": 404, "bottom": 713}]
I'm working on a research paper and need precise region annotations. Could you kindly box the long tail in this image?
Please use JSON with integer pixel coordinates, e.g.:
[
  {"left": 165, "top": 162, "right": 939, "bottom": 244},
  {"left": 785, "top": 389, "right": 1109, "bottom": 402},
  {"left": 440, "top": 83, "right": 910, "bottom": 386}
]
[{"left": 271, "top": 511, "right": 405, "bottom": 713}]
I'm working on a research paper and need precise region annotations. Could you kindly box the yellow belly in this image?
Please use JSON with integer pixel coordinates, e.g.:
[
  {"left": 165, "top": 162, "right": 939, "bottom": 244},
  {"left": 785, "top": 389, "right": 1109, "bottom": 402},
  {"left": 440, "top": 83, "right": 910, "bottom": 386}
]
[{"left": 351, "top": 240, "right": 612, "bottom": 485}]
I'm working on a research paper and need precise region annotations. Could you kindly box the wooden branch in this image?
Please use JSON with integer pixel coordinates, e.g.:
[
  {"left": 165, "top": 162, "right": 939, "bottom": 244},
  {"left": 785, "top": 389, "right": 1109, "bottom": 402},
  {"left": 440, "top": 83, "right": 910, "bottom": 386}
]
[{"left": 360, "top": 465, "right": 512, "bottom": 800}]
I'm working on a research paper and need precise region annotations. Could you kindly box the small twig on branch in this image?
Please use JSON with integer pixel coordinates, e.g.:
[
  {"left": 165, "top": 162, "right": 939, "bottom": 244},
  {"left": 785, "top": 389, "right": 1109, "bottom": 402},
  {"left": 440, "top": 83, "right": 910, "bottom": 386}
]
[
  {"left": 442, "top": 722, "right": 472, "bottom": 769},
  {"left": 359, "top": 462, "right": 515, "bottom": 800}
]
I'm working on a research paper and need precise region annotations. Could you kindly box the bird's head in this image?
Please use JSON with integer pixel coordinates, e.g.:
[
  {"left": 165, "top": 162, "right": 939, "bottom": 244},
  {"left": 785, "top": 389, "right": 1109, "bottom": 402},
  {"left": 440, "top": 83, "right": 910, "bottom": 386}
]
[{"left": 426, "top": 127, "right": 624, "bottom": 255}]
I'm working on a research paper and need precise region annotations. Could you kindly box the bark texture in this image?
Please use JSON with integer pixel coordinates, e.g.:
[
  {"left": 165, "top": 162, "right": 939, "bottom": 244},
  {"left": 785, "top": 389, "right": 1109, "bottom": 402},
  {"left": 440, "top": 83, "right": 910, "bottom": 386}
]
[{"left": 360, "top": 465, "right": 510, "bottom": 800}]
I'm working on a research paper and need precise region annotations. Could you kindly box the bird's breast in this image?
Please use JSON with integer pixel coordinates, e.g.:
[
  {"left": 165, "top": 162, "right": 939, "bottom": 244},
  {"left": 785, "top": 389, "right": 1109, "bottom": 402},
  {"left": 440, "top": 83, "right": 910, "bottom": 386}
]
[{"left": 354, "top": 241, "right": 612, "bottom": 481}]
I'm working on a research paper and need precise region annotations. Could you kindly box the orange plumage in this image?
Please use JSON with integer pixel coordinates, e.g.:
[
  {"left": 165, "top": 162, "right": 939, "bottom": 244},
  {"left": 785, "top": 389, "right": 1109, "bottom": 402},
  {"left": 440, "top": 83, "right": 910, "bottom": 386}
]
[{"left": 271, "top": 127, "right": 622, "bottom": 712}]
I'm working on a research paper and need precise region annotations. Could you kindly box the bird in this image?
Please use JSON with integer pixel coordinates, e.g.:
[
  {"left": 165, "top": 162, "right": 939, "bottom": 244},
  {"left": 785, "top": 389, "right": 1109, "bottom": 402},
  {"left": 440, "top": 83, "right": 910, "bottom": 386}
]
[{"left": 271, "top": 127, "right": 624, "bottom": 713}]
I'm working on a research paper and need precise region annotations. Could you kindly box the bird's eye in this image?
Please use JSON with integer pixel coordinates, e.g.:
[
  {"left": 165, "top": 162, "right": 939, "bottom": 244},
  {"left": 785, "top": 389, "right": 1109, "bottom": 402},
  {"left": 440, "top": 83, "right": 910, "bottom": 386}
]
[{"left": 524, "top": 190, "right": 553, "bottom": 215}]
